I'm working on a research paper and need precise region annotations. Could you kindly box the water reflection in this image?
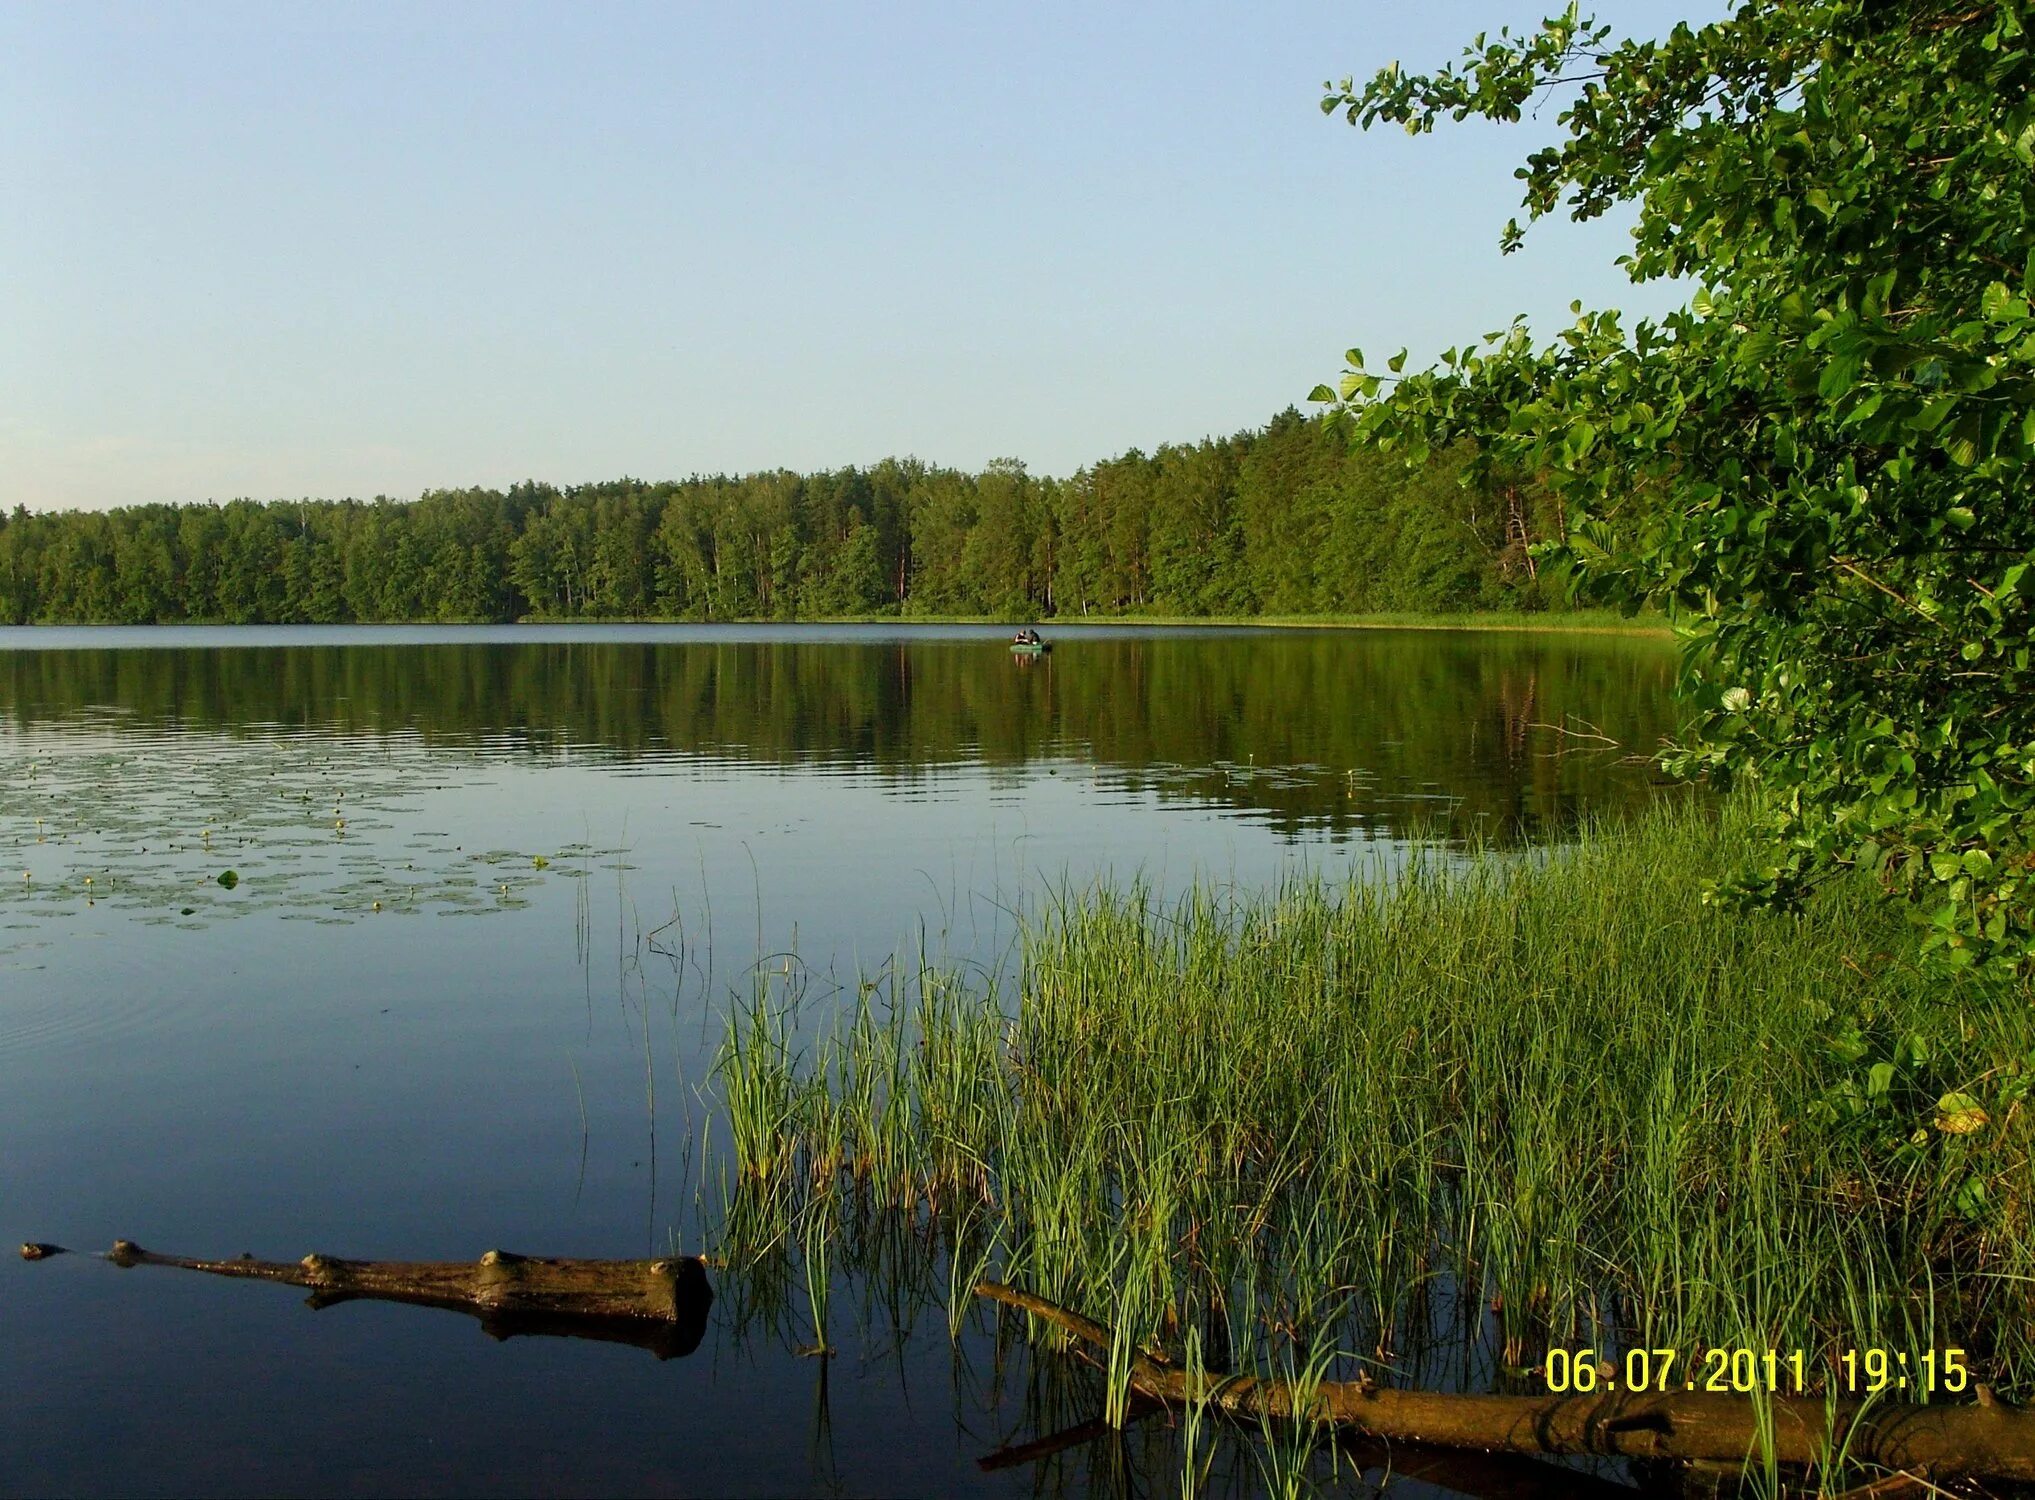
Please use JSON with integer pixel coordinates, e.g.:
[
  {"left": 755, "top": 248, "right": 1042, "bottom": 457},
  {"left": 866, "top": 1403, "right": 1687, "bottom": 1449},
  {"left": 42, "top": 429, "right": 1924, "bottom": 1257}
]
[
  {"left": 0, "top": 625, "right": 1684, "bottom": 1496},
  {"left": 0, "top": 625, "right": 1680, "bottom": 843}
]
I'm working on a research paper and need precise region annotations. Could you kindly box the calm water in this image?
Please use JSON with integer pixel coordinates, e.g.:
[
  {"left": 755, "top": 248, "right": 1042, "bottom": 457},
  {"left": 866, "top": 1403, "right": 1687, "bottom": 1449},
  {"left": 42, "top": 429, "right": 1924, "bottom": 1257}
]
[{"left": 1, "top": 624, "right": 1679, "bottom": 1497}]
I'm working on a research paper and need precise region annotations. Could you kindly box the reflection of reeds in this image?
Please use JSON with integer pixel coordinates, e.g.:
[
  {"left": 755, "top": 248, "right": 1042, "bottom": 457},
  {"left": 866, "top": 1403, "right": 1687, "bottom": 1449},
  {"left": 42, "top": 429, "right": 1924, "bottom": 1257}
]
[{"left": 709, "top": 793, "right": 2035, "bottom": 1464}]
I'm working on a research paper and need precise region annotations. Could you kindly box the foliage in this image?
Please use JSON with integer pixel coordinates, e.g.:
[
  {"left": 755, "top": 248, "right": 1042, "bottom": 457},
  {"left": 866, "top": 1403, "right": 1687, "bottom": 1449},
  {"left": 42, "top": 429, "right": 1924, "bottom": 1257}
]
[
  {"left": 1318, "top": 2, "right": 2035, "bottom": 972},
  {"left": 0, "top": 411, "right": 1569, "bottom": 629}
]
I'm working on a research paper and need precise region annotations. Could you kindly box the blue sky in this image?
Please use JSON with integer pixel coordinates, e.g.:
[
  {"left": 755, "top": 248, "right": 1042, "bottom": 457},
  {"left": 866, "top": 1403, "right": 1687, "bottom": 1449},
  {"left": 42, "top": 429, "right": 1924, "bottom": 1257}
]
[{"left": 3, "top": 2, "right": 1715, "bottom": 510}]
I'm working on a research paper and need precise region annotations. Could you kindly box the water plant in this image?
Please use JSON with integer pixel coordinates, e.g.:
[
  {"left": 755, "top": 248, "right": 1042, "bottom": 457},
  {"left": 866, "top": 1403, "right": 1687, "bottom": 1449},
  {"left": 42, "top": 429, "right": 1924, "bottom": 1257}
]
[{"left": 711, "top": 795, "right": 2035, "bottom": 1485}]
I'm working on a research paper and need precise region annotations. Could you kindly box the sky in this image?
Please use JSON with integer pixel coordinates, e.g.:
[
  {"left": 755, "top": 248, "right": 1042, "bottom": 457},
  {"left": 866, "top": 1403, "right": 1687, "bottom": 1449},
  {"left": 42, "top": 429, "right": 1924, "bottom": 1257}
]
[{"left": 1, "top": 1, "right": 1717, "bottom": 511}]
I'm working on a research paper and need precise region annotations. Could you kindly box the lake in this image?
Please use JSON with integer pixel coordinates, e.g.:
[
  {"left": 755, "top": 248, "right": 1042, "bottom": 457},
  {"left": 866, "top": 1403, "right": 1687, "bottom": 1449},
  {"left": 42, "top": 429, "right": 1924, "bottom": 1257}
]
[{"left": 1, "top": 623, "right": 1680, "bottom": 1497}]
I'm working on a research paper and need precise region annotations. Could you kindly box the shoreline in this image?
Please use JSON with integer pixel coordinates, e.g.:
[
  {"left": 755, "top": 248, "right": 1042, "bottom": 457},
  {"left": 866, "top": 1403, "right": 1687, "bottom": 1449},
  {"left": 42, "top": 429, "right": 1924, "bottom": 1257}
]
[{"left": 0, "top": 611, "right": 1673, "bottom": 640}]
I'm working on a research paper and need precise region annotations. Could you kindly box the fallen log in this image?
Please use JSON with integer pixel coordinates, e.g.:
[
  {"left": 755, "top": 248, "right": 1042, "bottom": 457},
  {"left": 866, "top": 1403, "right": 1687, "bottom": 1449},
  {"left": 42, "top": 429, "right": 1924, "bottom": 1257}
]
[
  {"left": 29, "top": 1240, "right": 712, "bottom": 1361},
  {"left": 975, "top": 1280, "right": 2035, "bottom": 1483}
]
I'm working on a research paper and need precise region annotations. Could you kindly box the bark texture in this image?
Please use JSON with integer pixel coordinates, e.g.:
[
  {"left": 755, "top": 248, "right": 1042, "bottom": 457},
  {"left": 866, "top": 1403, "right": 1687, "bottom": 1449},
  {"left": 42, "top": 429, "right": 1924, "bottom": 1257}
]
[{"left": 88, "top": 1240, "right": 713, "bottom": 1359}]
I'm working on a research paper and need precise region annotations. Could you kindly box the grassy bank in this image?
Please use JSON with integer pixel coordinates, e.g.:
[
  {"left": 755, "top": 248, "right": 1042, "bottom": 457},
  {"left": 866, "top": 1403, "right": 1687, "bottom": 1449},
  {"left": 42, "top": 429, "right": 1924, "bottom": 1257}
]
[{"left": 714, "top": 796, "right": 2035, "bottom": 1435}]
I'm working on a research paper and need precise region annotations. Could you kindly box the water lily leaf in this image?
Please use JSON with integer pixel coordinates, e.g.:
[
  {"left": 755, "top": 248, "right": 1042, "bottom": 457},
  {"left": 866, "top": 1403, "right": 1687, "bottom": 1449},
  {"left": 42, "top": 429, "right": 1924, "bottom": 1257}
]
[{"left": 216, "top": 870, "right": 240, "bottom": 890}]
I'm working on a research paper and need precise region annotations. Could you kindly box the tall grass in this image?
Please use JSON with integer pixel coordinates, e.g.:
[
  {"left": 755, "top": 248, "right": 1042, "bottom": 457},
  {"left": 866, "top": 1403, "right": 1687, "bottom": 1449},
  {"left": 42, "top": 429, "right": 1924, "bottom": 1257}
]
[{"left": 713, "top": 796, "right": 2035, "bottom": 1426}]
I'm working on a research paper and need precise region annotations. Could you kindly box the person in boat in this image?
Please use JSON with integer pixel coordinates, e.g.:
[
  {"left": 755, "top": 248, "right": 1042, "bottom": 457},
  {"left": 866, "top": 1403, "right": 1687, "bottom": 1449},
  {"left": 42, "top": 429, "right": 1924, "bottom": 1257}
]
[{"left": 1013, "top": 628, "right": 1041, "bottom": 645}]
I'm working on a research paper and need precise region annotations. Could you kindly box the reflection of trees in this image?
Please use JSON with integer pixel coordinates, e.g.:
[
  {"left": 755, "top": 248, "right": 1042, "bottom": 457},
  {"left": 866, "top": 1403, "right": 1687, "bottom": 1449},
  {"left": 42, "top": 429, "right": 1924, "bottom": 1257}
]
[{"left": 0, "top": 633, "right": 1683, "bottom": 844}]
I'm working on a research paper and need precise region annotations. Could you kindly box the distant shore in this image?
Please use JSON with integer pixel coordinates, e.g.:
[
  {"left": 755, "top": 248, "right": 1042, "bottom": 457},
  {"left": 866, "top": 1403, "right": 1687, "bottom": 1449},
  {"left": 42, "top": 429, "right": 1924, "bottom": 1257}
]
[
  {"left": 1000, "top": 609, "right": 1671, "bottom": 637},
  {"left": 497, "top": 608, "right": 1675, "bottom": 637},
  {"left": 0, "top": 609, "right": 1674, "bottom": 639}
]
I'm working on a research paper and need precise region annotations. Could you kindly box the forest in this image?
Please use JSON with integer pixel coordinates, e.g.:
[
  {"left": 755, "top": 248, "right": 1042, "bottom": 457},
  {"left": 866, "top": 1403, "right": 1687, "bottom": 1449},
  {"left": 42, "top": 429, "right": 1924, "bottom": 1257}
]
[{"left": 0, "top": 408, "right": 1563, "bottom": 624}]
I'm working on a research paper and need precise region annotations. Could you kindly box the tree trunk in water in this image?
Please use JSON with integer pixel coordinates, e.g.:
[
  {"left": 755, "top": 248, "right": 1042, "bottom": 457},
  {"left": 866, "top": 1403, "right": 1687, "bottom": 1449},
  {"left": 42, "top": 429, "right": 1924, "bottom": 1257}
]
[
  {"left": 975, "top": 1280, "right": 2035, "bottom": 1483},
  {"left": 31, "top": 1241, "right": 713, "bottom": 1361}
]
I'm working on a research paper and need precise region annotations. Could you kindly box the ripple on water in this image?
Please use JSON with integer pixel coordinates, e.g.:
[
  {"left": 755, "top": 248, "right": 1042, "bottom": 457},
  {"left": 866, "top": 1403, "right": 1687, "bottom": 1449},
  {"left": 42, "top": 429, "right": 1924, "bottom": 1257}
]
[{"left": 0, "top": 943, "right": 212, "bottom": 1066}]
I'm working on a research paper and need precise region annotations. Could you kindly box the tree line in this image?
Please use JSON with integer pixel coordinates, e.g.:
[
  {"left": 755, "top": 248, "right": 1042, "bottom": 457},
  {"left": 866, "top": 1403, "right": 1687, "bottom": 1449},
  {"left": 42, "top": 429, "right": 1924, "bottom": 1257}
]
[{"left": 0, "top": 409, "right": 1566, "bottom": 625}]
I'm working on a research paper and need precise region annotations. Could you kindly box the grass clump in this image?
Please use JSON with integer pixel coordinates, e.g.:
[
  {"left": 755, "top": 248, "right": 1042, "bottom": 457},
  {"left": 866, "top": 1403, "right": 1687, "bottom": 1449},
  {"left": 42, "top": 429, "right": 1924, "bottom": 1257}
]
[{"left": 714, "top": 795, "right": 2035, "bottom": 1412}]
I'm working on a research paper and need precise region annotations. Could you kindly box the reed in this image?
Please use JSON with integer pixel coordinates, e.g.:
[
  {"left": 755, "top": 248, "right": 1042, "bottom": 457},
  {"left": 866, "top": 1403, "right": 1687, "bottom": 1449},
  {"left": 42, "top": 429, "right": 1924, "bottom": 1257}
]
[{"left": 713, "top": 795, "right": 2035, "bottom": 1434}]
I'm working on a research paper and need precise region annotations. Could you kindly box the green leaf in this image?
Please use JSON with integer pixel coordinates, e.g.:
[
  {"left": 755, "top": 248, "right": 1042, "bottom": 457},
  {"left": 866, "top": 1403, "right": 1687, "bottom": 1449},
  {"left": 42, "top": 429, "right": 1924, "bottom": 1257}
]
[
  {"left": 1912, "top": 395, "right": 1959, "bottom": 433},
  {"left": 1935, "top": 1092, "right": 1989, "bottom": 1134},
  {"left": 1817, "top": 354, "right": 1863, "bottom": 402},
  {"left": 1955, "top": 1175, "right": 1990, "bottom": 1218},
  {"left": 1945, "top": 412, "right": 1983, "bottom": 467}
]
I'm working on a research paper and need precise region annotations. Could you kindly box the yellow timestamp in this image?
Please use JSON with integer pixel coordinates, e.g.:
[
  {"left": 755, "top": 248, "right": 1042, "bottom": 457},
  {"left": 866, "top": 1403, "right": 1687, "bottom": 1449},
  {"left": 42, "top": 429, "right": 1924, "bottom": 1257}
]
[{"left": 1542, "top": 1346, "right": 1973, "bottom": 1396}]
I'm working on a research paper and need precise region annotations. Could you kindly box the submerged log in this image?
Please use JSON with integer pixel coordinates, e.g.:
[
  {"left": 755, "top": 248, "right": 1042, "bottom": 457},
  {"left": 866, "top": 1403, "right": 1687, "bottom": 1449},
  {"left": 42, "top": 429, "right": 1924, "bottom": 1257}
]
[
  {"left": 975, "top": 1280, "right": 2035, "bottom": 1483},
  {"left": 976, "top": 1396, "right": 1164, "bottom": 1472},
  {"left": 979, "top": 1401, "right": 1630, "bottom": 1499},
  {"left": 37, "top": 1240, "right": 712, "bottom": 1360}
]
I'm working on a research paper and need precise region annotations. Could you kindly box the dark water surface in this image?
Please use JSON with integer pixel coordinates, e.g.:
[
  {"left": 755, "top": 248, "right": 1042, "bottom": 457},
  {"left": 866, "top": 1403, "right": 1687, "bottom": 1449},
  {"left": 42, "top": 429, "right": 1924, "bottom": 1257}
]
[{"left": 1, "top": 624, "right": 1678, "bottom": 1497}]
